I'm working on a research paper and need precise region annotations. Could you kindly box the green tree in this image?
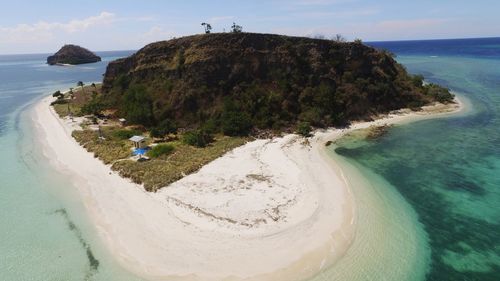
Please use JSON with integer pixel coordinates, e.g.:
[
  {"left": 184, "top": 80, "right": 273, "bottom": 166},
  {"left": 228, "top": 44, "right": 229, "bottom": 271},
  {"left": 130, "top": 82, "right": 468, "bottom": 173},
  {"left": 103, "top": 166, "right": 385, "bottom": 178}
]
[
  {"left": 52, "top": 90, "right": 63, "bottom": 98},
  {"left": 220, "top": 98, "right": 252, "bottom": 136},
  {"left": 297, "top": 121, "right": 312, "bottom": 137},
  {"left": 221, "top": 110, "right": 252, "bottom": 136},
  {"left": 80, "top": 92, "right": 105, "bottom": 115},
  {"left": 123, "top": 85, "right": 154, "bottom": 126},
  {"left": 182, "top": 130, "right": 213, "bottom": 147},
  {"left": 150, "top": 119, "right": 177, "bottom": 138}
]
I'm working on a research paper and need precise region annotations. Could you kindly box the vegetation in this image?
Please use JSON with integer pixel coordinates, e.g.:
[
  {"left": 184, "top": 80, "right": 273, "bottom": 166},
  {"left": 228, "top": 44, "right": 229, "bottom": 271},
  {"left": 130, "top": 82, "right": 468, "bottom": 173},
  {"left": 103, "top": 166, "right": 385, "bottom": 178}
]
[
  {"left": 52, "top": 83, "right": 103, "bottom": 118},
  {"left": 221, "top": 99, "right": 253, "bottom": 136},
  {"left": 100, "top": 33, "right": 454, "bottom": 140},
  {"left": 72, "top": 125, "right": 248, "bottom": 191},
  {"left": 123, "top": 85, "right": 154, "bottom": 126},
  {"left": 297, "top": 121, "right": 312, "bottom": 137},
  {"left": 146, "top": 144, "right": 174, "bottom": 158},
  {"left": 182, "top": 129, "right": 214, "bottom": 147},
  {"left": 80, "top": 91, "right": 106, "bottom": 115},
  {"left": 72, "top": 128, "right": 133, "bottom": 164},
  {"left": 201, "top": 22, "right": 212, "bottom": 34},
  {"left": 150, "top": 119, "right": 177, "bottom": 138},
  {"left": 333, "top": 34, "right": 346, "bottom": 42},
  {"left": 52, "top": 90, "right": 63, "bottom": 98},
  {"left": 424, "top": 83, "right": 455, "bottom": 103},
  {"left": 230, "top": 22, "right": 243, "bottom": 33},
  {"left": 111, "top": 129, "right": 142, "bottom": 140}
]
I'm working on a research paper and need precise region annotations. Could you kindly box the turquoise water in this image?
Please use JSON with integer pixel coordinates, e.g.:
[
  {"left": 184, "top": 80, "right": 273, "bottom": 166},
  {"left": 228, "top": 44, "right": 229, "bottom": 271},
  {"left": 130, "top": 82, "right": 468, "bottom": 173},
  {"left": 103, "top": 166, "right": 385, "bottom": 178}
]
[
  {"left": 330, "top": 39, "right": 500, "bottom": 280},
  {"left": 0, "top": 52, "right": 143, "bottom": 281}
]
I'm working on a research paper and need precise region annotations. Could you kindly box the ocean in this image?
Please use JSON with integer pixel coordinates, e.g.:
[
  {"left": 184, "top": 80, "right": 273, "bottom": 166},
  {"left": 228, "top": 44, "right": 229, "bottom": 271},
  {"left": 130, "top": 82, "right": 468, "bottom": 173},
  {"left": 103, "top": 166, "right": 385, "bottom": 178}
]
[
  {"left": 324, "top": 37, "right": 500, "bottom": 280},
  {"left": 1, "top": 38, "right": 499, "bottom": 281}
]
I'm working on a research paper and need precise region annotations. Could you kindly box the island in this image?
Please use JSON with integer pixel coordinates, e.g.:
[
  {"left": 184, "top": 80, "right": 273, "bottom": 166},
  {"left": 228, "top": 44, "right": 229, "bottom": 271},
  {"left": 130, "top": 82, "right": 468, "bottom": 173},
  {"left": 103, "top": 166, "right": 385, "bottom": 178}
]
[
  {"left": 47, "top": 44, "right": 101, "bottom": 65},
  {"left": 35, "top": 33, "right": 460, "bottom": 281}
]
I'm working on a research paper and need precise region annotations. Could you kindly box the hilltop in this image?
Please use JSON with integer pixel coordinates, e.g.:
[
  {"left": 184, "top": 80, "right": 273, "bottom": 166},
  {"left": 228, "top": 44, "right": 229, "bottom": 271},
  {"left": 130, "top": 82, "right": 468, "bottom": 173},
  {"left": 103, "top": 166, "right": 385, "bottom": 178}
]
[
  {"left": 47, "top": 44, "right": 101, "bottom": 65},
  {"left": 99, "top": 33, "right": 453, "bottom": 135}
]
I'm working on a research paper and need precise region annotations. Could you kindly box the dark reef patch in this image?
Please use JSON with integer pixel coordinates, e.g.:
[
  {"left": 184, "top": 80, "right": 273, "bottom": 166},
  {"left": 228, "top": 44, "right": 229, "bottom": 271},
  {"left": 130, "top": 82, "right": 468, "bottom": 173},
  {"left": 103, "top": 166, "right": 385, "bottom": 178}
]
[{"left": 54, "top": 208, "right": 100, "bottom": 279}]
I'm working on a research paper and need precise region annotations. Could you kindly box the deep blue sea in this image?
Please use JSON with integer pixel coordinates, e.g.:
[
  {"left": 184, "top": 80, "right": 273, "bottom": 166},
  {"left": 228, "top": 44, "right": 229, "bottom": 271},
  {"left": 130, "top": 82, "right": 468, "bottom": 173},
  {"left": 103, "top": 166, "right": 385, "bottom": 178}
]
[{"left": 0, "top": 38, "right": 499, "bottom": 281}]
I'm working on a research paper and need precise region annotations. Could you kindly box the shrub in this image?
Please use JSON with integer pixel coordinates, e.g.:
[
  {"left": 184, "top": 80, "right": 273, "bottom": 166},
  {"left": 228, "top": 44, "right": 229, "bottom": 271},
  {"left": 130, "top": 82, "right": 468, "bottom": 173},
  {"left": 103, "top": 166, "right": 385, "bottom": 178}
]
[
  {"left": 150, "top": 119, "right": 177, "bottom": 138},
  {"left": 182, "top": 130, "right": 213, "bottom": 147},
  {"left": 200, "top": 119, "right": 217, "bottom": 134},
  {"left": 123, "top": 85, "right": 154, "bottom": 126},
  {"left": 111, "top": 129, "right": 142, "bottom": 140},
  {"left": 297, "top": 121, "right": 312, "bottom": 137},
  {"left": 50, "top": 99, "right": 68, "bottom": 106},
  {"left": 425, "top": 84, "right": 455, "bottom": 103},
  {"left": 147, "top": 144, "right": 174, "bottom": 158},
  {"left": 221, "top": 110, "right": 252, "bottom": 136},
  {"left": 411, "top": 75, "right": 424, "bottom": 87},
  {"left": 52, "top": 90, "right": 63, "bottom": 98},
  {"left": 80, "top": 92, "right": 105, "bottom": 115}
]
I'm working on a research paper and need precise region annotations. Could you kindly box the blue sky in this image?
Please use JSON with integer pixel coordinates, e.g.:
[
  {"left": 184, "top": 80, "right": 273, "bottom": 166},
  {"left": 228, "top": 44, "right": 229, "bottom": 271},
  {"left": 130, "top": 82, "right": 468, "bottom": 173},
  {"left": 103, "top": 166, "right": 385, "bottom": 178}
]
[{"left": 0, "top": 0, "right": 498, "bottom": 54}]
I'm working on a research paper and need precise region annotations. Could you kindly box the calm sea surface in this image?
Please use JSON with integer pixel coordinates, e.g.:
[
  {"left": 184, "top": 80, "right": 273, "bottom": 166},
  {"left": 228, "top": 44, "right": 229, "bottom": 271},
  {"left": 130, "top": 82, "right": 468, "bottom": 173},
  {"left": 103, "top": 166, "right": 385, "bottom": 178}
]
[
  {"left": 0, "top": 51, "right": 143, "bottom": 281},
  {"left": 1, "top": 38, "right": 499, "bottom": 281}
]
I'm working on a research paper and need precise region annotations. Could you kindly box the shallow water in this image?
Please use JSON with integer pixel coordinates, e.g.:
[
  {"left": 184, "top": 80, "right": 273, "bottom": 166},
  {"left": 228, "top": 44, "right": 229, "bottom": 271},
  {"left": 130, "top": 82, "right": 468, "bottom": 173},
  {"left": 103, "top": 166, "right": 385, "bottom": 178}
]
[
  {"left": 0, "top": 51, "right": 144, "bottom": 281},
  {"left": 325, "top": 38, "right": 500, "bottom": 280}
]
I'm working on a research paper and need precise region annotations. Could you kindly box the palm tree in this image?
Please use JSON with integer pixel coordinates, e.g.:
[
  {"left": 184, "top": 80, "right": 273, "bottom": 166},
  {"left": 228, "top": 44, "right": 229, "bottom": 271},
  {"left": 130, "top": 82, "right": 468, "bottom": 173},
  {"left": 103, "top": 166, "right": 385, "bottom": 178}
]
[
  {"left": 69, "top": 87, "right": 74, "bottom": 99},
  {"left": 77, "top": 81, "right": 85, "bottom": 94}
]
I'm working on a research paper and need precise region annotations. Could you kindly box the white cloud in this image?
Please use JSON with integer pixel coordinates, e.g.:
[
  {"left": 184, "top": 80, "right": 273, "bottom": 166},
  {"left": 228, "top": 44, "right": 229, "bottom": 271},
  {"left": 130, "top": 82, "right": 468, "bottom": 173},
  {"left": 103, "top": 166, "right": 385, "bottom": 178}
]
[
  {"left": 142, "top": 26, "right": 177, "bottom": 42},
  {"left": 295, "top": 0, "right": 355, "bottom": 5},
  {"left": 0, "top": 12, "right": 116, "bottom": 44}
]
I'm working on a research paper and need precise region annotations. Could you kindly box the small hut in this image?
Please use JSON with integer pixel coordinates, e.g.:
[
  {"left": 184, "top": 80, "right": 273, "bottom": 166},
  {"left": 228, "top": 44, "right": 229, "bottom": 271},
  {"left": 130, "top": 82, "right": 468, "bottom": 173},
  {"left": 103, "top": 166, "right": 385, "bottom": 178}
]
[
  {"left": 129, "top": 135, "right": 146, "bottom": 149},
  {"left": 118, "top": 118, "right": 127, "bottom": 126}
]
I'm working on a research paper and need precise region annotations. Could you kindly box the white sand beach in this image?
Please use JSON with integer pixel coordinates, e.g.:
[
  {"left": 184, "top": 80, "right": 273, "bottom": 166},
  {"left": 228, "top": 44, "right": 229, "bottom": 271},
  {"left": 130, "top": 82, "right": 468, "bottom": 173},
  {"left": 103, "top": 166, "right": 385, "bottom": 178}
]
[{"left": 31, "top": 95, "right": 463, "bottom": 281}]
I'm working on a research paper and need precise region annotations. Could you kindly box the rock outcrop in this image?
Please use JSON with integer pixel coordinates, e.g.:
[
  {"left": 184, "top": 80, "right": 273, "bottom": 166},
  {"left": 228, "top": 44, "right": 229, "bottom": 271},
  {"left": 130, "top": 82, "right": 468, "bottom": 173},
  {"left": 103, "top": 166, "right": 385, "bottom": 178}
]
[{"left": 47, "top": 45, "right": 101, "bottom": 65}]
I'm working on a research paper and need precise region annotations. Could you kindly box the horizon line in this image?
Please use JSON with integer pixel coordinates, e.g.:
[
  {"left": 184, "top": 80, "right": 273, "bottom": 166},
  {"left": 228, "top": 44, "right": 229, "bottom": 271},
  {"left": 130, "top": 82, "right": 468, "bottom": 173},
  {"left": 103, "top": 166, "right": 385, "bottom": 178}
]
[{"left": 1, "top": 35, "right": 499, "bottom": 56}]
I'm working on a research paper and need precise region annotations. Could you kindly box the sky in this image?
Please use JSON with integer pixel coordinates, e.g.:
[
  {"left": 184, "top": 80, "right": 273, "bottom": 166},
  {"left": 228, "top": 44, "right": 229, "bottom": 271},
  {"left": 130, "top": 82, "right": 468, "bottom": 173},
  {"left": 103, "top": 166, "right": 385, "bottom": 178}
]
[{"left": 0, "top": 0, "right": 498, "bottom": 54}]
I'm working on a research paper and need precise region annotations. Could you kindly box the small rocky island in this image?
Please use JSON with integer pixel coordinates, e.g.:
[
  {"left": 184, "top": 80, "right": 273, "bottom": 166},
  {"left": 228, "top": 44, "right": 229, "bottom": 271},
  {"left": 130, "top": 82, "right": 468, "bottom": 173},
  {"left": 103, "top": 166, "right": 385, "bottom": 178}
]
[{"left": 47, "top": 44, "right": 101, "bottom": 65}]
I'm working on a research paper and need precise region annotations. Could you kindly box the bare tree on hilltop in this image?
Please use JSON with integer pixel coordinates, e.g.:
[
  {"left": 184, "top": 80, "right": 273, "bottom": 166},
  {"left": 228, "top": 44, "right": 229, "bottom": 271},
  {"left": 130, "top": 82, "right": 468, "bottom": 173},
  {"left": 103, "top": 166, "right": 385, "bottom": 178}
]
[
  {"left": 230, "top": 22, "right": 243, "bottom": 33},
  {"left": 201, "top": 22, "right": 212, "bottom": 34},
  {"left": 333, "top": 34, "right": 346, "bottom": 42}
]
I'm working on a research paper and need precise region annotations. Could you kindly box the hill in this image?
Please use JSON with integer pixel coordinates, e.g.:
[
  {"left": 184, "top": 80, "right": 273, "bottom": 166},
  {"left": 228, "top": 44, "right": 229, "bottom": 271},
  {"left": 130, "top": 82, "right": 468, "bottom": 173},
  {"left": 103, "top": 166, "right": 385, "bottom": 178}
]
[
  {"left": 47, "top": 44, "right": 101, "bottom": 65},
  {"left": 99, "top": 33, "right": 453, "bottom": 135}
]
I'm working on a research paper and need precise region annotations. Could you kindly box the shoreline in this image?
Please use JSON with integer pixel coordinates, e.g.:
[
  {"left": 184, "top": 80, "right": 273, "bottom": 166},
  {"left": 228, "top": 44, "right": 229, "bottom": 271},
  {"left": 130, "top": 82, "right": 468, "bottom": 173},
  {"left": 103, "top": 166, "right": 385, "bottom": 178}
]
[{"left": 31, "top": 94, "right": 463, "bottom": 281}]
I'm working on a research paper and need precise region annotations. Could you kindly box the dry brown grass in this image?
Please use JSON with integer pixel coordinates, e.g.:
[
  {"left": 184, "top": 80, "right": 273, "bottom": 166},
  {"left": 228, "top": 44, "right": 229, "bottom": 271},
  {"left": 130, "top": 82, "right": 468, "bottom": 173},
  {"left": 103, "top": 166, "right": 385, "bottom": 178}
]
[
  {"left": 72, "top": 128, "right": 133, "bottom": 164},
  {"left": 72, "top": 126, "right": 249, "bottom": 191},
  {"left": 52, "top": 83, "right": 102, "bottom": 118}
]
